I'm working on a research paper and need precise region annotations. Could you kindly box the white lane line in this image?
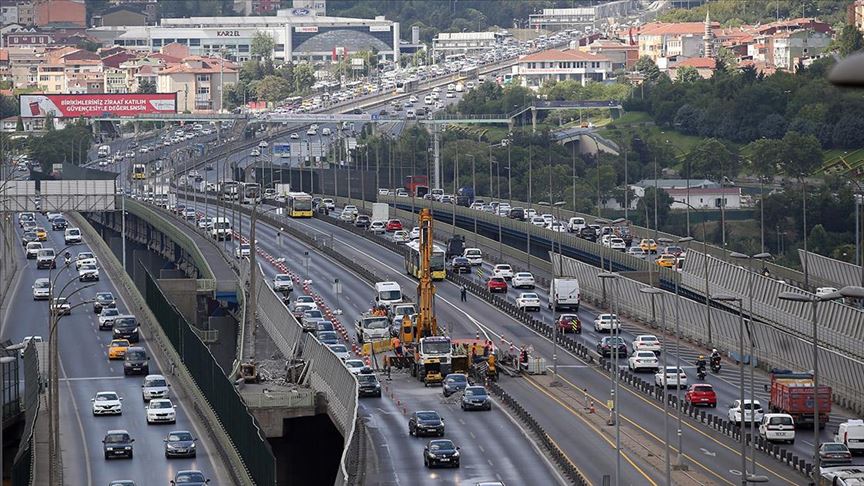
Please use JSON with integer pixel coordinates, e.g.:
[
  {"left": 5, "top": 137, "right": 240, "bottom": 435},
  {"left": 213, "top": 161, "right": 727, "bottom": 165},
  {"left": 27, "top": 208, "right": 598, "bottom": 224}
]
[
  {"left": 61, "top": 376, "right": 127, "bottom": 382},
  {"left": 59, "top": 349, "right": 93, "bottom": 485}
]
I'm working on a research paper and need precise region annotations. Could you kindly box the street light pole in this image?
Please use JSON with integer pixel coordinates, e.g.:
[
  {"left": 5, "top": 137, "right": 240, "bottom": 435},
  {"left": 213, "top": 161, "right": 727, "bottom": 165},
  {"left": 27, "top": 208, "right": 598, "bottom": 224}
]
[
  {"left": 602, "top": 272, "right": 622, "bottom": 486},
  {"left": 640, "top": 286, "right": 668, "bottom": 485},
  {"left": 541, "top": 201, "right": 565, "bottom": 386}
]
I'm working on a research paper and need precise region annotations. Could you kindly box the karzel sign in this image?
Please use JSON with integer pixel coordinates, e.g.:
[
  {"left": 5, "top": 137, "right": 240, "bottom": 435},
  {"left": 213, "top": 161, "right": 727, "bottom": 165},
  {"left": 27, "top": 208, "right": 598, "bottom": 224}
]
[{"left": 217, "top": 30, "right": 240, "bottom": 37}]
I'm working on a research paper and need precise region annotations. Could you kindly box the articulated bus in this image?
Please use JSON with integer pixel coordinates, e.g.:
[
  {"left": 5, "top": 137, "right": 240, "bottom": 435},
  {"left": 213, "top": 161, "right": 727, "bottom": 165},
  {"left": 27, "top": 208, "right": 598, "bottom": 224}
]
[
  {"left": 219, "top": 181, "right": 239, "bottom": 201},
  {"left": 404, "top": 240, "right": 446, "bottom": 280},
  {"left": 395, "top": 78, "right": 419, "bottom": 94},
  {"left": 286, "top": 192, "right": 313, "bottom": 217},
  {"left": 240, "top": 182, "right": 261, "bottom": 204},
  {"left": 132, "top": 164, "right": 146, "bottom": 180}
]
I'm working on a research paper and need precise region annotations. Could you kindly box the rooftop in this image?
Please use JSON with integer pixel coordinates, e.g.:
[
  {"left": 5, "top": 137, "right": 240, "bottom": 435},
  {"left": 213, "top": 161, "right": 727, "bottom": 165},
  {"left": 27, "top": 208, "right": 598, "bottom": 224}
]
[
  {"left": 520, "top": 48, "right": 610, "bottom": 63},
  {"left": 674, "top": 57, "right": 717, "bottom": 69},
  {"left": 638, "top": 22, "right": 719, "bottom": 36}
]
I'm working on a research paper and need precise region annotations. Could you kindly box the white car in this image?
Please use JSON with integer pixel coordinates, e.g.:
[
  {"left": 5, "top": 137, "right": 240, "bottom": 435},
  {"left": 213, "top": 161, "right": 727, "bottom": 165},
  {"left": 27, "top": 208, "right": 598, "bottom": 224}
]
[
  {"left": 146, "top": 398, "right": 177, "bottom": 424},
  {"left": 409, "top": 227, "right": 420, "bottom": 240},
  {"left": 322, "top": 199, "right": 335, "bottom": 211},
  {"left": 632, "top": 335, "right": 662, "bottom": 354},
  {"left": 541, "top": 214, "right": 555, "bottom": 226},
  {"left": 593, "top": 313, "right": 620, "bottom": 332},
  {"left": 728, "top": 399, "right": 764, "bottom": 425},
  {"left": 328, "top": 344, "right": 350, "bottom": 361},
  {"left": 290, "top": 132, "right": 299, "bottom": 139},
  {"left": 530, "top": 216, "right": 547, "bottom": 227},
  {"left": 628, "top": 351, "right": 660, "bottom": 373},
  {"left": 273, "top": 274, "right": 294, "bottom": 292},
  {"left": 322, "top": 127, "right": 332, "bottom": 136},
  {"left": 392, "top": 230, "right": 409, "bottom": 243},
  {"left": 78, "top": 263, "right": 100, "bottom": 282},
  {"left": 492, "top": 264, "right": 514, "bottom": 280},
  {"left": 511, "top": 272, "right": 535, "bottom": 289},
  {"left": 369, "top": 221, "right": 386, "bottom": 234},
  {"left": 99, "top": 308, "right": 121, "bottom": 328},
  {"left": 250, "top": 148, "right": 261, "bottom": 157},
  {"left": 64, "top": 227, "right": 82, "bottom": 245},
  {"left": 654, "top": 367, "right": 688, "bottom": 389},
  {"left": 759, "top": 414, "right": 796, "bottom": 443},
  {"left": 816, "top": 287, "right": 838, "bottom": 297},
  {"left": 235, "top": 243, "right": 251, "bottom": 258},
  {"left": 142, "top": 374, "right": 170, "bottom": 401},
  {"left": 470, "top": 202, "right": 484, "bottom": 211},
  {"left": 306, "top": 128, "right": 317, "bottom": 136},
  {"left": 197, "top": 217, "right": 213, "bottom": 230},
  {"left": 32, "top": 278, "right": 50, "bottom": 300},
  {"left": 516, "top": 292, "right": 542, "bottom": 312},
  {"left": 92, "top": 391, "right": 123, "bottom": 416},
  {"left": 547, "top": 222, "right": 567, "bottom": 233},
  {"left": 344, "top": 359, "right": 367, "bottom": 375},
  {"left": 626, "top": 247, "right": 647, "bottom": 259},
  {"left": 76, "top": 252, "right": 96, "bottom": 269},
  {"left": 609, "top": 237, "right": 626, "bottom": 251}
]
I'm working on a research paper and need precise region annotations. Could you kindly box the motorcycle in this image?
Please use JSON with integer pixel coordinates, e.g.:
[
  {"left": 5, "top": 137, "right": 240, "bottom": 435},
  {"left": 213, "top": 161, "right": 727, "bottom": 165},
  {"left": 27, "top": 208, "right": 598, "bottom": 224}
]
[
  {"left": 696, "top": 365, "right": 707, "bottom": 380},
  {"left": 710, "top": 358, "right": 722, "bottom": 373},
  {"left": 64, "top": 256, "right": 71, "bottom": 268}
]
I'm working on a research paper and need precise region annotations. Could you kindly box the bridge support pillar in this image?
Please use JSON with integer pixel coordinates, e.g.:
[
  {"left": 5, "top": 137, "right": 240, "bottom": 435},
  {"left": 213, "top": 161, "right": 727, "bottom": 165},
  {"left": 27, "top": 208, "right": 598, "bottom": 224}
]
[{"left": 531, "top": 108, "right": 537, "bottom": 133}]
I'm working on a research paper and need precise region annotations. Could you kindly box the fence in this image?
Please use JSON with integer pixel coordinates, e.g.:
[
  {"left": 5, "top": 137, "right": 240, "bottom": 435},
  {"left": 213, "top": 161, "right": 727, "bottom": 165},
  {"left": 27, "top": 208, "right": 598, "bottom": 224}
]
[
  {"left": 11, "top": 341, "right": 42, "bottom": 486},
  {"left": 143, "top": 269, "right": 276, "bottom": 486},
  {"left": 799, "top": 249, "right": 863, "bottom": 289},
  {"left": 554, "top": 254, "right": 864, "bottom": 415}
]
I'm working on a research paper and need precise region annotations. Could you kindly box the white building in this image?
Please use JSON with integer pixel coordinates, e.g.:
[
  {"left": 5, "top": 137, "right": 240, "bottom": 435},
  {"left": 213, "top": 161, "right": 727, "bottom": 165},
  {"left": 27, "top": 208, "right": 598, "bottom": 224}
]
[
  {"left": 89, "top": 7, "right": 399, "bottom": 64},
  {"left": 630, "top": 179, "right": 742, "bottom": 210},
  {"left": 431, "top": 31, "right": 506, "bottom": 60},
  {"left": 528, "top": 1, "right": 635, "bottom": 30},
  {"left": 514, "top": 48, "right": 612, "bottom": 88}
]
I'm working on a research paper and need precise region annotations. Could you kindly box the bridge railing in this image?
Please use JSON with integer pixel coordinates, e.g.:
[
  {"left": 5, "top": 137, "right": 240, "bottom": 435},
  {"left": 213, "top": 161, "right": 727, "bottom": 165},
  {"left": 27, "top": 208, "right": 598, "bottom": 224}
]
[{"left": 798, "top": 249, "right": 863, "bottom": 288}]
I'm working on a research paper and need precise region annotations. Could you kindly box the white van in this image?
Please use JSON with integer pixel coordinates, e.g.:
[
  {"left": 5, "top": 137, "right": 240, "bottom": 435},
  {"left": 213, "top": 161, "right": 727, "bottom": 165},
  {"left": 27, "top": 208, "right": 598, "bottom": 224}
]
[
  {"left": 758, "top": 413, "right": 795, "bottom": 443},
  {"left": 463, "top": 248, "right": 483, "bottom": 266},
  {"left": 64, "top": 227, "right": 82, "bottom": 244},
  {"left": 97, "top": 145, "right": 111, "bottom": 158},
  {"left": 211, "top": 217, "right": 232, "bottom": 241},
  {"left": 568, "top": 217, "right": 586, "bottom": 233},
  {"left": 549, "top": 278, "right": 580, "bottom": 311},
  {"left": 374, "top": 281, "right": 403, "bottom": 307},
  {"left": 836, "top": 419, "right": 864, "bottom": 453}
]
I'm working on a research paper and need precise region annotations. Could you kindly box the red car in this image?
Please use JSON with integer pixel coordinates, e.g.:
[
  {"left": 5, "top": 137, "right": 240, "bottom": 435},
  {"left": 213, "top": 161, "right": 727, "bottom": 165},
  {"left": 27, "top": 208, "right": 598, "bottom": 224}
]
[
  {"left": 685, "top": 384, "right": 717, "bottom": 407},
  {"left": 386, "top": 219, "right": 403, "bottom": 232},
  {"left": 487, "top": 277, "right": 508, "bottom": 293},
  {"left": 556, "top": 314, "right": 581, "bottom": 334}
]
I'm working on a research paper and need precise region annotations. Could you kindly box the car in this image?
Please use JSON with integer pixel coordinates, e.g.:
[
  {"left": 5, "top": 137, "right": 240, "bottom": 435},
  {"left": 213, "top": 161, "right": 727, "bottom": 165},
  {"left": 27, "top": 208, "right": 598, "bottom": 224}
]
[
  {"left": 759, "top": 414, "right": 795, "bottom": 443},
  {"left": 385, "top": 219, "right": 403, "bottom": 232},
  {"left": 25, "top": 241, "right": 42, "bottom": 259},
  {"left": 593, "top": 313, "right": 620, "bottom": 333},
  {"left": 250, "top": 148, "right": 261, "bottom": 157},
  {"left": 728, "top": 399, "right": 764, "bottom": 425},
  {"left": 51, "top": 217, "right": 68, "bottom": 231},
  {"left": 487, "top": 277, "right": 508, "bottom": 293},
  {"left": 146, "top": 398, "right": 177, "bottom": 424},
  {"left": 32, "top": 278, "right": 50, "bottom": 300},
  {"left": 99, "top": 308, "right": 121, "bottom": 330},
  {"left": 392, "top": 230, "right": 409, "bottom": 243},
  {"left": 511, "top": 272, "right": 535, "bottom": 289},
  {"left": 18, "top": 212, "right": 35, "bottom": 227},
  {"left": 354, "top": 215, "right": 371, "bottom": 228},
  {"left": 273, "top": 274, "right": 294, "bottom": 292},
  {"left": 816, "top": 287, "right": 838, "bottom": 297},
  {"left": 142, "top": 374, "right": 171, "bottom": 401},
  {"left": 64, "top": 227, "right": 82, "bottom": 245},
  {"left": 51, "top": 297, "right": 70, "bottom": 315},
  {"left": 655, "top": 367, "right": 688, "bottom": 389},
  {"left": 627, "top": 350, "right": 659, "bottom": 372},
  {"left": 492, "top": 264, "right": 514, "bottom": 280},
  {"left": 461, "top": 385, "right": 492, "bottom": 411},
  {"left": 291, "top": 302, "right": 317, "bottom": 319},
  {"left": 409, "top": 227, "right": 421, "bottom": 240},
  {"left": 656, "top": 254, "right": 677, "bottom": 268},
  {"left": 556, "top": 314, "right": 581, "bottom": 334},
  {"left": 596, "top": 336, "right": 627, "bottom": 358},
  {"left": 235, "top": 243, "right": 251, "bottom": 258},
  {"left": 93, "top": 292, "right": 116, "bottom": 313},
  {"left": 664, "top": 245, "right": 684, "bottom": 257},
  {"left": 123, "top": 347, "right": 150, "bottom": 375},
  {"left": 76, "top": 252, "right": 96, "bottom": 269},
  {"left": 369, "top": 221, "right": 386, "bottom": 234},
  {"left": 639, "top": 239, "right": 657, "bottom": 253},
  {"left": 92, "top": 391, "right": 123, "bottom": 416},
  {"left": 442, "top": 373, "right": 469, "bottom": 397},
  {"left": 357, "top": 372, "right": 382, "bottom": 397},
  {"left": 316, "top": 320, "right": 335, "bottom": 334},
  {"left": 290, "top": 132, "right": 299, "bottom": 139},
  {"left": 626, "top": 247, "right": 647, "bottom": 258},
  {"left": 317, "top": 331, "right": 340, "bottom": 345},
  {"left": 515, "top": 292, "right": 541, "bottom": 312},
  {"left": 608, "top": 237, "right": 626, "bottom": 251},
  {"left": 164, "top": 430, "right": 197, "bottom": 458},
  {"left": 819, "top": 442, "right": 853, "bottom": 465},
  {"left": 339, "top": 207, "right": 357, "bottom": 222},
  {"left": 78, "top": 263, "right": 100, "bottom": 281},
  {"left": 170, "top": 470, "right": 211, "bottom": 485},
  {"left": 685, "top": 384, "right": 718, "bottom": 407},
  {"left": 321, "top": 198, "right": 335, "bottom": 211},
  {"left": 408, "top": 410, "right": 445, "bottom": 437},
  {"left": 108, "top": 339, "right": 130, "bottom": 360},
  {"left": 112, "top": 315, "right": 139, "bottom": 343},
  {"left": 33, "top": 227, "right": 47, "bottom": 241},
  {"left": 36, "top": 248, "right": 56, "bottom": 269},
  {"left": 328, "top": 344, "right": 350, "bottom": 361},
  {"left": 344, "top": 359, "right": 367, "bottom": 375},
  {"left": 103, "top": 429, "right": 134, "bottom": 459},
  {"left": 423, "top": 439, "right": 460, "bottom": 468},
  {"left": 198, "top": 217, "right": 213, "bottom": 230},
  {"left": 21, "top": 231, "right": 39, "bottom": 248},
  {"left": 449, "top": 257, "right": 471, "bottom": 274},
  {"left": 632, "top": 335, "right": 662, "bottom": 354}
]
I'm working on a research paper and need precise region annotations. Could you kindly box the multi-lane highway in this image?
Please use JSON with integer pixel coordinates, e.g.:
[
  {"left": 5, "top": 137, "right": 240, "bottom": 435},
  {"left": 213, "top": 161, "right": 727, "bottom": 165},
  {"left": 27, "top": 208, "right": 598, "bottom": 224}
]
[{"left": 4, "top": 213, "right": 228, "bottom": 484}]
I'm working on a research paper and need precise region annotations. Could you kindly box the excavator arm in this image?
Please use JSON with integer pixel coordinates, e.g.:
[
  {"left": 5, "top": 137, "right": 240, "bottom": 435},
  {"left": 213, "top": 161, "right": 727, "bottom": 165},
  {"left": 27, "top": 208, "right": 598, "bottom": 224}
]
[{"left": 415, "top": 208, "right": 438, "bottom": 342}]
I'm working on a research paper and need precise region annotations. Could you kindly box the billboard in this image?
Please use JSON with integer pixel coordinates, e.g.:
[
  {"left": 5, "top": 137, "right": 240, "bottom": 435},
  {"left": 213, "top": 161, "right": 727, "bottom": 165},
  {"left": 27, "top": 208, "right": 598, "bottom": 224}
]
[
  {"left": 273, "top": 143, "right": 291, "bottom": 158},
  {"left": 19, "top": 93, "right": 177, "bottom": 118}
]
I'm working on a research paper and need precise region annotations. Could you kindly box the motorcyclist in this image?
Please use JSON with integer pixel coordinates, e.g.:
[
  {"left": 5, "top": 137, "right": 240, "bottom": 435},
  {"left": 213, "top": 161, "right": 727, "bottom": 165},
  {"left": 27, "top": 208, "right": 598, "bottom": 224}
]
[
  {"left": 710, "top": 349, "right": 721, "bottom": 369},
  {"left": 64, "top": 251, "right": 71, "bottom": 267},
  {"left": 696, "top": 355, "right": 707, "bottom": 378}
]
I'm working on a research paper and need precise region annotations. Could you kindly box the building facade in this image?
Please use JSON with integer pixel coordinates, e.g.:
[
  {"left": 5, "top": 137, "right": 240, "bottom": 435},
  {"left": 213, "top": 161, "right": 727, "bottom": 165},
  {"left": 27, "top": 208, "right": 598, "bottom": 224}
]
[
  {"left": 431, "top": 32, "right": 505, "bottom": 60},
  {"left": 514, "top": 48, "right": 612, "bottom": 88},
  {"left": 771, "top": 30, "right": 831, "bottom": 71},
  {"left": 36, "top": 0, "right": 86, "bottom": 28},
  {"left": 854, "top": 0, "right": 864, "bottom": 33},
  {"left": 528, "top": 1, "right": 635, "bottom": 30},
  {"left": 1, "top": 5, "right": 19, "bottom": 25},
  {"left": 157, "top": 56, "right": 238, "bottom": 113}
]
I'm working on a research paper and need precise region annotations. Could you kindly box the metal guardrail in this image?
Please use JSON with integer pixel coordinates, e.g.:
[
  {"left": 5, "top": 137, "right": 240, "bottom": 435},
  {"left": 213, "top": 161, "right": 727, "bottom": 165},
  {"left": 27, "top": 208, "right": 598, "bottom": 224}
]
[
  {"left": 239, "top": 388, "right": 315, "bottom": 408},
  {"left": 799, "top": 249, "right": 862, "bottom": 288}
]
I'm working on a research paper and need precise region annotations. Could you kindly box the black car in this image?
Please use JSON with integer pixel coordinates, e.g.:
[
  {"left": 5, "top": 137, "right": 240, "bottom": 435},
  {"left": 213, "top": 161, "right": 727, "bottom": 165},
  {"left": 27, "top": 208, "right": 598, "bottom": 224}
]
[
  {"left": 113, "top": 316, "right": 139, "bottom": 343},
  {"left": 93, "top": 292, "right": 116, "bottom": 314},
  {"left": 123, "top": 347, "right": 150, "bottom": 375},
  {"left": 450, "top": 257, "right": 471, "bottom": 274},
  {"left": 21, "top": 231, "right": 38, "bottom": 247},
  {"left": 461, "top": 386, "right": 492, "bottom": 411},
  {"left": 316, "top": 320, "right": 335, "bottom": 334},
  {"left": 51, "top": 218, "right": 68, "bottom": 231},
  {"left": 354, "top": 215, "right": 371, "bottom": 229},
  {"left": 164, "top": 430, "right": 197, "bottom": 458},
  {"left": 357, "top": 373, "right": 382, "bottom": 398},
  {"left": 442, "top": 373, "right": 468, "bottom": 397},
  {"left": 170, "top": 470, "right": 211, "bottom": 485},
  {"left": 408, "top": 410, "right": 445, "bottom": 437},
  {"left": 580, "top": 227, "right": 598, "bottom": 242},
  {"left": 596, "top": 336, "right": 628, "bottom": 358},
  {"left": 508, "top": 207, "right": 525, "bottom": 221},
  {"left": 423, "top": 439, "right": 461, "bottom": 468},
  {"left": 103, "top": 429, "right": 134, "bottom": 459}
]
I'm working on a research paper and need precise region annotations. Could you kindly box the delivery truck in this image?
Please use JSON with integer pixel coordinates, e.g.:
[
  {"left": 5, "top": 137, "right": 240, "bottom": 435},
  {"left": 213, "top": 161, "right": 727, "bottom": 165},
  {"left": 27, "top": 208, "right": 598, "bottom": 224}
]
[
  {"left": 372, "top": 203, "right": 389, "bottom": 223},
  {"left": 769, "top": 371, "right": 831, "bottom": 428}
]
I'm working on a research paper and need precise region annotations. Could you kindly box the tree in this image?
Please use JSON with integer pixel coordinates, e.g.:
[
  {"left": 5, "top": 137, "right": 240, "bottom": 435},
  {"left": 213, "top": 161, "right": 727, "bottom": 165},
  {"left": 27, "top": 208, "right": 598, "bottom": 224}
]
[
  {"left": 254, "top": 75, "right": 291, "bottom": 103},
  {"left": 741, "top": 138, "right": 782, "bottom": 180},
  {"left": 758, "top": 113, "right": 787, "bottom": 139},
  {"left": 675, "top": 66, "right": 701, "bottom": 84},
  {"left": 831, "top": 24, "right": 864, "bottom": 57},
  {"left": 45, "top": 114, "right": 55, "bottom": 131},
  {"left": 0, "top": 95, "right": 18, "bottom": 119},
  {"left": 684, "top": 138, "right": 739, "bottom": 179},
  {"left": 673, "top": 104, "right": 703, "bottom": 135},
  {"left": 137, "top": 79, "right": 157, "bottom": 94},
  {"left": 292, "top": 63, "right": 316, "bottom": 94},
  {"left": 635, "top": 187, "right": 674, "bottom": 229},
  {"left": 779, "top": 131, "right": 822, "bottom": 177},
  {"left": 635, "top": 56, "right": 661, "bottom": 82},
  {"left": 831, "top": 114, "right": 864, "bottom": 149}
]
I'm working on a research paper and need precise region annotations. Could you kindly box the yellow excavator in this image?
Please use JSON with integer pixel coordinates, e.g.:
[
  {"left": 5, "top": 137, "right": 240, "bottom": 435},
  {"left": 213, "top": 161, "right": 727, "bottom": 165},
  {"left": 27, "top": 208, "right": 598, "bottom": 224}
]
[{"left": 404, "top": 208, "right": 452, "bottom": 385}]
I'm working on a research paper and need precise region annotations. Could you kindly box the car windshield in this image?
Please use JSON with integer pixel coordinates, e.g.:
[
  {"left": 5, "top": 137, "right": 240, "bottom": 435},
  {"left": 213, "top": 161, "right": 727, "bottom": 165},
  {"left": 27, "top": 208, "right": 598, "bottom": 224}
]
[
  {"left": 357, "top": 375, "right": 378, "bottom": 384},
  {"left": 95, "top": 393, "right": 118, "bottom": 401},
  {"left": 114, "top": 318, "right": 136, "bottom": 328},
  {"left": 34, "top": 280, "right": 49, "bottom": 289},
  {"left": 105, "top": 433, "right": 129, "bottom": 444},
  {"left": 145, "top": 378, "right": 167, "bottom": 387},
  {"left": 607, "top": 337, "right": 625, "bottom": 345},
  {"left": 465, "top": 387, "right": 486, "bottom": 397},
  {"left": 429, "top": 440, "right": 454, "bottom": 451},
  {"left": 102, "top": 309, "right": 119, "bottom": 316},
  {"left": 304, "top": 310, "right": 323, "bottom": 318},
  {"left": 126, "top": 350, "right": 146, "bottom": 360},
  {"left": 97, "top": 292, "right": 113, "bottom": 301},
  {"left": 318, "top": 332, "right": 337, "bottom": 340},
  {"left": 110, "top": 341, "right": 128, "bottom": 347},
  {"left": 635, "top": 352, "right": 655, "bottom": 358},
  {"left": 296, "top": 296, "right": 314, "bottom": 304},
  {"left": 522, "top": 293, "right": 539, "bottom": 299},
  {"left": 379, "top": 290, "right": 401, "bottom": 301},
  {"left": 151, "top": 401, "right": 172, "bottom": 409},
  {"left": 692, "top": 385, "right": 714, "bottom": 393},
  {"left": 330, "top": 345, "right": 347, "bottom": 353},
  {"left": 81, "top": 264, "right": 96, "bottom": 271},
  {"left": 446, "top": 375, "right": 467, "bottom": 384},
  {"left": 175, "top": 472, "right": 206, "bottom": 482},
  {"left": 168, "top": 432, "right": 193, "bottom": 441},
  {"left": 417, "top": 412, "right": 440, "bottom": 421},
  {"left": 515, "top": 273, "right": 532, "bottom": 278},
  {"left": 823, "top": 444, "right": 847, "bottom": 452},
  {"left": 364, "top": 317, "right": 389, "bottom": 329},
  {"left": 769, "top": 416, "right": 793, "bottom": 425},
  {"left": 346, "top": 360, "right": 364, "bottom": 368}
]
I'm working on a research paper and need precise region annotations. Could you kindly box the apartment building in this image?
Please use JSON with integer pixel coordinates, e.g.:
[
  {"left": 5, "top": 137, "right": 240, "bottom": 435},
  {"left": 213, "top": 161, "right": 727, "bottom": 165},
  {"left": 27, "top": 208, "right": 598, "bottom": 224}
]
[
  {"left": 157, "top": 56, "right": 238, "bottom": 113},
  {"left": 514, "top": 48, "right": 612, "bottom": 88}
]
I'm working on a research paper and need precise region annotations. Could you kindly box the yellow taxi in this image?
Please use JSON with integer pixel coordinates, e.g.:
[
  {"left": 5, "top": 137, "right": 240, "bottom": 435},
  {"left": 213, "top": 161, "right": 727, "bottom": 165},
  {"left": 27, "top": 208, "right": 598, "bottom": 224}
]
[
  {"left": 35, "top": 227, "right": 48, "bottom": 241},
  {"left": 639, "top": 238, "right": 657, "bottom": 253},
  {"left": 656, "top": 254, "right": 678, "bottom": 268},
  {"left": 108, "top": 339, "right": 130, "bottom": 360}
]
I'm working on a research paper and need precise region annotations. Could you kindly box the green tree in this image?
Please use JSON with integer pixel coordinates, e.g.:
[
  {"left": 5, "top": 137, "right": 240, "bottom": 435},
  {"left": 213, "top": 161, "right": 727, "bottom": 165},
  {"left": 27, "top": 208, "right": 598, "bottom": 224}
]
[
  {"left": 137, "top": 79, "right": 157, "bottom": 94},
  {"left": 779, "top": 131, "right": 822, "bottom": 177},
  {"left": 675, "top": 66, "right": 701, "bottom": 84},
  {"left": 292, "top": 63, "right": 316, "bottom": 94},
  {"left": 0, "top": 95, "right": 18, "bottom": 118},
  {"left": 16, "top": 116, "right": 24, "bottom": 131},
  {"left": 831, "top": 24, "right": 864, "bottom": 57},
  {"left": 741, "top": 138, "right": 782, "bottom": 180},
  {"left": 635, "top": 56, "right": 661, "bottom": 82},
  {"left": 635, "top": 186, "right": 674, "bottom": 229},
  {"left": 254, "top": 75, "right": 291, "bottom": 103},
  {"left": 251, "top": 31, "right": 275, "bottom": 60},
  {"left": 684, "top": 138, "right": 739, "bottom": 179},
  {"left": 45, "top": 114, "right": 55, "bottom": 131}
]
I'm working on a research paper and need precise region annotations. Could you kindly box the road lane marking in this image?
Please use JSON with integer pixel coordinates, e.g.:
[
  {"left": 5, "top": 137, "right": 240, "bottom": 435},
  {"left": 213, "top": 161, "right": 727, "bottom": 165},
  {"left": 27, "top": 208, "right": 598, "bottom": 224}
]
[
  {"left": 61, "top": 376, "right": 127, "bottom": 381},
  {"left": 59, "top": 349, "right": 92, "bottom": 485}
]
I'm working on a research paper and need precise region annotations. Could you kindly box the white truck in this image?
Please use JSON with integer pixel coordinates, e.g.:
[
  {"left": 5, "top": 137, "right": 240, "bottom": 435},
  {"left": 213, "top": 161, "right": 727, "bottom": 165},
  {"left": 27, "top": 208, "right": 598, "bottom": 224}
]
[
  {"left": 371, "top": 203, "right": 389, "bottom": 224},
  {"left": 97, "top": 144, "right": 111, "bottom": 158},
  {"left": 836, "top": 419, "right": 864, "bottom": 453},
  {"left": 549, "top": 278, "right": 580, "bottom": 311},
  {"left": 354, "top": 313, "right": 391, "bottom": 344},
  {"left": 211, "top": 217, "right": 232, "bottom": 241},
  {"left": 275, "top": 183, "right": 291, "bottom": 200}
]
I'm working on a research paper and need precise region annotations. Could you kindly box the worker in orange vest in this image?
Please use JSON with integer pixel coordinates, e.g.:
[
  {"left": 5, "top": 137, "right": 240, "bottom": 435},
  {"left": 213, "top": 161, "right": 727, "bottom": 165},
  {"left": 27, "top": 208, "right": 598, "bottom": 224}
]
[{"left": 391, "top": 336, "right": 402, "bottom": 356}]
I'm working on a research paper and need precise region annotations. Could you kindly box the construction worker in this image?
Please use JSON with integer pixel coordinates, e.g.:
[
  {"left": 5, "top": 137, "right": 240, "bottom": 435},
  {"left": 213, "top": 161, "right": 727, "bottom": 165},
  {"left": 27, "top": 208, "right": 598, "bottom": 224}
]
[
  {"left": 391, "top": 336, "right": 402, "bottom": 357},
  {"left": 520, "top": 347, "right": 529, "bottom": 364}
]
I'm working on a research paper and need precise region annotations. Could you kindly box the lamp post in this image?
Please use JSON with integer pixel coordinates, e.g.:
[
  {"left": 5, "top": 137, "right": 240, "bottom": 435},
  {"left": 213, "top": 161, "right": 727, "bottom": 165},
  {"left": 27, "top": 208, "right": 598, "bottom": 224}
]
[
  {"left": 665, "top": 139, "right": 691, "bottom": 236},
  {"left": 466, "top": 154, "right": 477, "bottom": 248},
  {"left": 778, "top": 286, "right": 861, "bottom": 483},
  {"left": 678, "top": 200, "right": 713, "bottom": 345},
  {"left": 730, "top": 251, "right": 772, "bottom": 477},
  {"left": 600, "top": 271, "right": 622, "bottom": 486},
  {"left": 640, "top": 286, "right": 668, "bottom": 485},
  {"left": 540, "top": 200, "right": 566, "bottom": 387}
]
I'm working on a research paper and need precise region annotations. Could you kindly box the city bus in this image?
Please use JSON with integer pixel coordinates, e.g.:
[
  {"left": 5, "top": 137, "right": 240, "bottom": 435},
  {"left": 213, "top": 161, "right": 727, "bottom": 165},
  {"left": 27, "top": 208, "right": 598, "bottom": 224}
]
[
  {"left": 219, "top": 180, "right": 239, "bottom": 201},
  {"left": 132, "top": 164, "right": 146, "bottom": 180},
  {"left": 286, "top": 192, "right": 313, "bottom": 218},
  {"left": 404, "top": 240, "right": 446, "bottom": 280},
  {"left": 240, "top": 182, "right": 261, "bottom": 204},
  {"left": 395, "top": 78, "right": 419, "bottom": 94},
  {"left": 459, "top": 65, "right": 479, "bottom": 80}
]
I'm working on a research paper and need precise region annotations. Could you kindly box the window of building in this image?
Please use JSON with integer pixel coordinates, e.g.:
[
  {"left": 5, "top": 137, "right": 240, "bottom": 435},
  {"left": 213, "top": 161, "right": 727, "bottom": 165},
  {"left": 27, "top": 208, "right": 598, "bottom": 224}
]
[
  {"left": 238, "top": 44, "right": 249, "bottom": 52},
  {"left": 196, "top": 74, "right": 210, "bottom": 82},
  {"left": 190, "top": 39, "right": 200, "bottom": 46},
  {"left": 196, "top": 87, "right": 209, "bottom": 95},
  {"left": 152, "top": 39, "right": 162, "bottom": 47},
  {"left": 275, "top": 44, "right": 284, "bottom": 51}
]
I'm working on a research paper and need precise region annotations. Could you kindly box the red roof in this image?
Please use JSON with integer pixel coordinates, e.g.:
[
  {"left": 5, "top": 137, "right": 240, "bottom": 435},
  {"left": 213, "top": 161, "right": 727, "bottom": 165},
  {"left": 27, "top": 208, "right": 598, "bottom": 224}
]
[
  {"left": 520, "top": 48, "right": 609, "bottom": 63},
  {"left": 674, "top": 57, "right": 716, "bottom": 69},
  {"left": 639, "top": 22, "right": 718, "bottom": 36}
]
